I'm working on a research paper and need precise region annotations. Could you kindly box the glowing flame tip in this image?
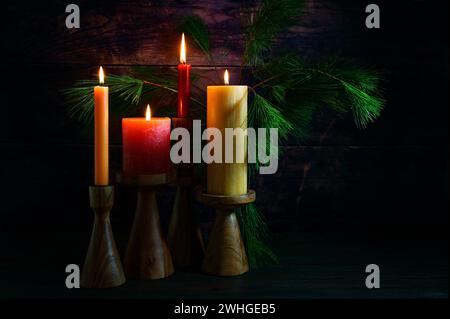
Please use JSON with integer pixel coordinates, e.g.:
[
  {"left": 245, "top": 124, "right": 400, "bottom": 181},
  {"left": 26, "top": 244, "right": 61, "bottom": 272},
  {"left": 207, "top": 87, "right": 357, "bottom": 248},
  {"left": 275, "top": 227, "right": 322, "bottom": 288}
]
[
  {"left": 180, "top": 33, "right": 186, "bottom": 64},
  {"left": 145, "top": 105, "right": 151, "bottom": 121},
  {"left": 224, "top": 69, "right": 229, "bottom": 85},
  {"left": 99, "top": 66, "right": 105, "bottom": 85}
]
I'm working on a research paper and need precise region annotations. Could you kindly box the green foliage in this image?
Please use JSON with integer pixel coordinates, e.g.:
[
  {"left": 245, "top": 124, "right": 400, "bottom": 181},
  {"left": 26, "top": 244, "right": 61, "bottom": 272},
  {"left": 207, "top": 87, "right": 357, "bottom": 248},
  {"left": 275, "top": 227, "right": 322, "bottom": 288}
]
[
  {"left": 61, "top": 81, "right": 96, "bottom": 122},
  {"left": 61, "top": 71, "right": 181, "bottom": 122},
  {"left": 249, "top": 91, "right": 293, "bottom": 142},
  {"left": 344, "top": 82, "right": 384, "bottom": 128},
  {"left": 237, "top": 203, "right": 278, "bottom": 269},
  {"left": 109, "top": 75, "right": 144, "bottom": 104},
  {"left": 62, "top": 3, "right": 386, "bottom": 269},
  {"left": 330, "top": 66, "right": 385, "bottom": 128},
  {"left": 244, "top": 0, "right": 307, "bottom": 65},
  {"left": 179, "top": 15, "right": 212, "bottom": 59},
  {"left": 251, "top": 55, "right": 385, "bottom": 134}
]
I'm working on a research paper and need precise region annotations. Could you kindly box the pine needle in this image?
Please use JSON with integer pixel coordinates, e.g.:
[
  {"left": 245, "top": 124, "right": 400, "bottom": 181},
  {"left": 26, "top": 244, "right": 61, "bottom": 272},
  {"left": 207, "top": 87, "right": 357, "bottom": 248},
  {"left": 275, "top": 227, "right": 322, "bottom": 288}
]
[
  {"left": 179, "top": 15, "right": 212, "bottom": 59},
  {"left": 249, "top": 90, "right": 294, "bottom": 142},
  {"left": 314, "top": 64, "right": 385, "bottom": 128},
  {"left": 342, "top": 82, "right": 384, "bottom": 128},
  {"left": 60, "top": 80, "right": 96, "bottom": 122},
  {"left": 61, "top": 72, "right": 179, "bottom": 122},
  {"left": 244, "top": 0, "right": 307, "bottom": 65},
  {"left": 237, "top": 203, "right": 278, "bottom": 268}
]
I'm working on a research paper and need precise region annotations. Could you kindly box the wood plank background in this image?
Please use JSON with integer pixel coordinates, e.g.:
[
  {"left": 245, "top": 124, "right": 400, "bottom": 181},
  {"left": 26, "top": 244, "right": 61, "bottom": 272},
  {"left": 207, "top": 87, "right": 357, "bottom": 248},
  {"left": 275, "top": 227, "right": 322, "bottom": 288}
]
[{"left": 0, "top": 0, "right": 448, "bottom": 236}]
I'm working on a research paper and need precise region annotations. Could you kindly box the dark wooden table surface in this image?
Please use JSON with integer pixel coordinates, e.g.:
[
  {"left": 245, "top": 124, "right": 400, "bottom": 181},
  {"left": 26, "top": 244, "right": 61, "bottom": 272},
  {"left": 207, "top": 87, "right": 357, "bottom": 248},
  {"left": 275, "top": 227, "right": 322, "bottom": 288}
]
[{"left": 1, "top": 231, "right": 447, "bottom": 299}]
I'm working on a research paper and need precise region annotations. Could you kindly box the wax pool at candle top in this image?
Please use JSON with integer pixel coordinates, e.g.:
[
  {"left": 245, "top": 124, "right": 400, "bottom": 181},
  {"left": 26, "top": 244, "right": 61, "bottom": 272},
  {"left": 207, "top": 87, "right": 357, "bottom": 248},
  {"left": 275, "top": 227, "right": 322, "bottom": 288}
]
[
  {"left": 206, "top": 85, "right": 248, "bottom": 195},
  {"left": 122, "top": 117, "right": 171, "bottom": 175}
]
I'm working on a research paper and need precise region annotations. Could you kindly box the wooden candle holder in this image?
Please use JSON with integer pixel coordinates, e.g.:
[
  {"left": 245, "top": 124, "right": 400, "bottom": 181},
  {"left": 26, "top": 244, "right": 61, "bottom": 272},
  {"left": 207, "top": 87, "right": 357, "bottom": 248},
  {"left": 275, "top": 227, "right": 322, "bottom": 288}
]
[
  {"left": 117, "top": 172, "right": 174, "bottom": 280},
  {"left": 81, "top": 185, "right": 126, "bottom": 288},
  {"left": 169, "top": 116, "right": 204, "bottom": 269},
  {"left": 196, "top": 189, "right": 256, "bottom": 276},
  {"left": 168, "top": 166, "right": 205, "bottom": 269}
]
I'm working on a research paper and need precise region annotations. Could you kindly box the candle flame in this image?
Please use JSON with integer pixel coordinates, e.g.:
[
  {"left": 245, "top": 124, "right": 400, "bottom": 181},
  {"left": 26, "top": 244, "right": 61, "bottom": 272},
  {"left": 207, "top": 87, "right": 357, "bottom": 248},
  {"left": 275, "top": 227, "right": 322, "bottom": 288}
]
[
  {"left": 180, "top": 33, "right": 186, "bottom": 64},
  {"left": 99, "top": 66, "right": 105, "bottom": 85},
  {"left": 224, "top": 69, "right": 229, "bottom": 85},
  {"left": 145, "top": 105, "right": 151, "bottom": 121}
]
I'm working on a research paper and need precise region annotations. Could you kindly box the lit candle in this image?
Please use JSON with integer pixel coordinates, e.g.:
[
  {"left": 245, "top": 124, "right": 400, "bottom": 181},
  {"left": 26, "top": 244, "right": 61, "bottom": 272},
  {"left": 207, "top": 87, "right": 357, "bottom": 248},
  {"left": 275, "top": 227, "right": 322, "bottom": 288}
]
[
  {"left": 94, "top": 66, "right": 109, "bottom": 185},
  {"left": 206, "top": 70, "right": 248, "bottom": 195},
  {"left": 122, "top": 105, "right": 171, "bottom": 176},
  {"left": 177, "top": 33, "right": 191, "bottom": 118}
]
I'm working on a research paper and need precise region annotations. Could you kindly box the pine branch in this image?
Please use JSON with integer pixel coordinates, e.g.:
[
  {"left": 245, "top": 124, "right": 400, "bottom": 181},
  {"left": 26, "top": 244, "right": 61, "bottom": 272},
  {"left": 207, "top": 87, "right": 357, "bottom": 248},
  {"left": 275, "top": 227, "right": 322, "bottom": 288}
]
[
  {"left": 244, "top": 0, "right": 306, "bottom": 66},
  {"left": 61, "top": 82, "right": 96, "bottom": 122},
  {"left": 237, "top": 203, "right": 278, "bottom": 269},
  {"left": 248, "top": 88, "right": 294, "bottom": 142},
  {"left": 250, "top": 55, "right": 314, "bottom": 139},
  {"left": 61, "top": 72, "right": 206, "bottom": 123},
  {"left": 179, "top": 15, "right": 212, "bottom": 60},
  {"left": 314, "top": 66, "right": 385, "bottom": 128},
  {"left": 180, "top": 15, "right": 222, "bottom": 82},
  {"left": 251, "top": 55, "right": 385, "bottom": 132}
]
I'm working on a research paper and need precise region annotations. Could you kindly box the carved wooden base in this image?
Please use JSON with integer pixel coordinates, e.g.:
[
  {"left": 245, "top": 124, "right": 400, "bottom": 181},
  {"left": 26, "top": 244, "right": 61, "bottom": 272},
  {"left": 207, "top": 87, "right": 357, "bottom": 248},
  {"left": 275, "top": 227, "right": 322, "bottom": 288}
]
[
  {"left": 118, "top": 173, "right": 174, "bottom": 280},
  {"left": 168, "top": 185, "right": 205, "bottom": 269},
  {"left": 169, "top": 117, "right": 204, "bottom": 269},
  {"left": 81, "top": 185, "right": 126, "bottom": 288},
  {"left": 196, "top": 190, "right": 256, "bottom": 276}
]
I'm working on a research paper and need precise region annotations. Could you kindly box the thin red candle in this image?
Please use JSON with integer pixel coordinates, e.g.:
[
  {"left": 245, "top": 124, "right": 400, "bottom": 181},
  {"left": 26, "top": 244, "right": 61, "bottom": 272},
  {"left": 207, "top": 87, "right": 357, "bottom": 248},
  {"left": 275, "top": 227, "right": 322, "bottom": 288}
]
[
  {"left": 177, "top": 33, "right": 191, "bottom": 118},
  {"left": 122, "top": 105, "right": 171, "bottom": 176}
]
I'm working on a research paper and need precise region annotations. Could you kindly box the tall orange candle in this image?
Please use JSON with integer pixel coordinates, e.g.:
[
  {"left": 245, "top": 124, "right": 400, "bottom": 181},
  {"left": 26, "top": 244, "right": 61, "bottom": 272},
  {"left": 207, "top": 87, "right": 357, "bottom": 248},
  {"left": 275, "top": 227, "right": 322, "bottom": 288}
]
[{"left": 94, "top": 66, "right": 109, "bottom": 185}]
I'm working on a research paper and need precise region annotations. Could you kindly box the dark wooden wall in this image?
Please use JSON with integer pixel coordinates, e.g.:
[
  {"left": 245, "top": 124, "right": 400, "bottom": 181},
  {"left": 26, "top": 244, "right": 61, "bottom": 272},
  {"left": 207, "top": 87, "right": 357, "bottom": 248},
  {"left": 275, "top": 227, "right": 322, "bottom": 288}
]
[{"left": 0, "top": 0, "right": 448, "bottom": 236}]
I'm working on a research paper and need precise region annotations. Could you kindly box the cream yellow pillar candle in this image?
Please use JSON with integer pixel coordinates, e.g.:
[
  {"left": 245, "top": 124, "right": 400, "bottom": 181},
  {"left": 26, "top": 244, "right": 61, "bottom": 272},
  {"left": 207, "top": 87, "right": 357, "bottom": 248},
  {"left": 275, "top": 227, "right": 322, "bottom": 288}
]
[
  {"left": 207, "top": 70, "right": 248, "bottom": 195},
  {"left": 94, "top": 66, "right": 109, "bottom": 185}
]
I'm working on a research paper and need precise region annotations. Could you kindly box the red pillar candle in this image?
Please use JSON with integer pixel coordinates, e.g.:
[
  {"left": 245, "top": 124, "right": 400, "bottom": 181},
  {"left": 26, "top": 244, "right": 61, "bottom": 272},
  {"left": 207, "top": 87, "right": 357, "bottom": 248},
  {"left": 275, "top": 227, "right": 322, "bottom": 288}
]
[
  {"left": 122, "top": 105, "right": 171, "bottom": 176},
  {"left": 177, "top": 33, "right": 191, "bottom": 118}
]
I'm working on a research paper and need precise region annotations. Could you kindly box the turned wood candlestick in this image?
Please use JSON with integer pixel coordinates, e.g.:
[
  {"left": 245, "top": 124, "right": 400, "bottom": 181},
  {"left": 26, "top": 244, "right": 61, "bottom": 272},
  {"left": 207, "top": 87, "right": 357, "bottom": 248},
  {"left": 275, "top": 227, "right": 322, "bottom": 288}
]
[
  {"left": 169, "top": 117, "right": 205, "bottom": 269},
  {"left": 168, "top": 166, "right": 205, "bottom": 269},
  {"left": 117, "top": 172, "right": 174, "bottom": 280},
  {"left": 196, "top": 189, "right": 256, "bottom": 277},
  {"left": 81, "top": 185, "right": 126, "bottom": 288}
]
